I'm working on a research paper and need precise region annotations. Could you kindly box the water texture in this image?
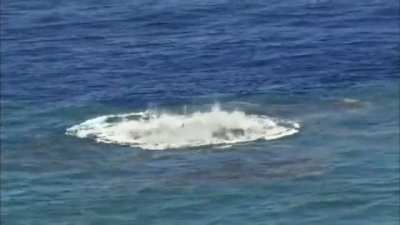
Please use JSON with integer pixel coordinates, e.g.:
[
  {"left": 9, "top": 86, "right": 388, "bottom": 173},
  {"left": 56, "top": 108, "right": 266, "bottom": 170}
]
[{"left": 1, "top": 0, "right": 399, "bottom": 224}]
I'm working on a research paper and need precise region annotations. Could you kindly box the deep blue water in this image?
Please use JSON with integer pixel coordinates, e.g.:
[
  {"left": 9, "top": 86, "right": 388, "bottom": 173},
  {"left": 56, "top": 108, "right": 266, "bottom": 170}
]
[{"left": 1, "top": 0, "right": 399, "bottom": 224}]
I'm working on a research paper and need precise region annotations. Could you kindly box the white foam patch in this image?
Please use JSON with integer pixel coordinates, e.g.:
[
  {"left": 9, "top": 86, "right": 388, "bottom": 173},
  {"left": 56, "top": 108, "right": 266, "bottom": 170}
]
[{"left": 66, "top": 105, "right": 300, "bottom": 150}]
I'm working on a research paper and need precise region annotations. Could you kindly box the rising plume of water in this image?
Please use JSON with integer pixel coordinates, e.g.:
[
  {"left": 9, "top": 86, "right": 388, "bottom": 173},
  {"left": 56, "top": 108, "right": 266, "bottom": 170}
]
[{"left": 66, "top": 104, "right": 300, "bottom": 150}]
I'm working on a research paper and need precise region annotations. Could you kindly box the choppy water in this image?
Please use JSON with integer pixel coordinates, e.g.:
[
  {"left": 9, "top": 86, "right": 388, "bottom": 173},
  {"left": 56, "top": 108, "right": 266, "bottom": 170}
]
[
  {"left": 1, "top": 0, "right": 399, "bottom": 224},
  {"left": 66, "top": 104, "right": 300, "bottom": 150}
]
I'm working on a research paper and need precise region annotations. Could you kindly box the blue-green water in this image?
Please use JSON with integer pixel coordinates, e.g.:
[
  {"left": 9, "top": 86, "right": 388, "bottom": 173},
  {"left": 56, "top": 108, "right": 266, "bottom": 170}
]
[{"left": 1, "top": 0, "right": 399, "bottom": 224}]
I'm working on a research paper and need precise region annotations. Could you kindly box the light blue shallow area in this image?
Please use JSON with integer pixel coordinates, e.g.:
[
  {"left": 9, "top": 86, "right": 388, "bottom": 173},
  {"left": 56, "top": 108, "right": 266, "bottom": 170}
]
[{"left": 1, "top": 0, "right": 399, "bottom": 224}]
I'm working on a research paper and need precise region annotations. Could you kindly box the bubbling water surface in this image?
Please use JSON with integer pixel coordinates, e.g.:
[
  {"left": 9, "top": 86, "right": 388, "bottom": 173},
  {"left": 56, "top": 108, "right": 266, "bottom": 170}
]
[{"left": 66, "top": 105, "right": 300, "bottom": 150}]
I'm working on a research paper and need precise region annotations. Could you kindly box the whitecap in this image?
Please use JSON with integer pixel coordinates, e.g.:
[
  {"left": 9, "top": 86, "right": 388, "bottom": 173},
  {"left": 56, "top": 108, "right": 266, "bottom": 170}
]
[{"left": 66, "top": 104, "right": 300, "bottom": 150}]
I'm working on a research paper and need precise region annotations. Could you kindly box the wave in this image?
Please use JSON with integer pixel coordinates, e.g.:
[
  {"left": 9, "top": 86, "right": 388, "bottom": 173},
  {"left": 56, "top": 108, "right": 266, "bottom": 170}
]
[{"left": 66, "top": 104, "right": 300, "bottom": 150}]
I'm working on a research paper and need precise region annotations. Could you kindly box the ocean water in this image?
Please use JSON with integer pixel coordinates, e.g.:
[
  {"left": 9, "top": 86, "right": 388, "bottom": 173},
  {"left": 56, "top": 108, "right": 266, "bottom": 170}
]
[{"left": 1, "top": 0, "right": 399, "bottom": 224}]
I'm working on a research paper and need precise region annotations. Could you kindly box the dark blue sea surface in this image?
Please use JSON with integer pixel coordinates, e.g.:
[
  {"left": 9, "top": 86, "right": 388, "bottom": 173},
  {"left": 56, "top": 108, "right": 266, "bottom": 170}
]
[{"left": 1, "top": 0, "right": 399, "bottom": 224}]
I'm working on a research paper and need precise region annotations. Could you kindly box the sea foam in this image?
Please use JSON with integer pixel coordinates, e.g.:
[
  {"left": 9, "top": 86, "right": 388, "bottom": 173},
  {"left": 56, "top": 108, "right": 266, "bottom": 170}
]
[{"left": 66, "top": 105, "right": 300, "bottom": 150}]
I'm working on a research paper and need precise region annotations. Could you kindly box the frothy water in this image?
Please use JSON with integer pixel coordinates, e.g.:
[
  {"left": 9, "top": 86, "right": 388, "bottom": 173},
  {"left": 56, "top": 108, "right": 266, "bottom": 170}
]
[{"left": 66, "top": 105, "right": 300, "bottom": 150}]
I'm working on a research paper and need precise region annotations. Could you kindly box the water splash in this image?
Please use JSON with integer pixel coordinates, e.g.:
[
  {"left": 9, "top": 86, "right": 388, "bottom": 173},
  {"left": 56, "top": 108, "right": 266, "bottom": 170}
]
[{"left": 66, "top": 105, "right": 300, "bottom": 150}]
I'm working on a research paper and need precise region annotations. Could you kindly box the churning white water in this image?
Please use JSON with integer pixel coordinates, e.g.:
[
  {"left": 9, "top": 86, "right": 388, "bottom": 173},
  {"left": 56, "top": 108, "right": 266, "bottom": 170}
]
[{"left": 66, "top": 105, "right": 300, "bottom": 150}]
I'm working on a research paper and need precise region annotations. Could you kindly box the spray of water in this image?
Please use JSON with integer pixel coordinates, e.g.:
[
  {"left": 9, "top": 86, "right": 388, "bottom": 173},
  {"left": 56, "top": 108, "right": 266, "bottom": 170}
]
[{"left": 66, "top": 104, "right": 300, "bottom": 150}]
